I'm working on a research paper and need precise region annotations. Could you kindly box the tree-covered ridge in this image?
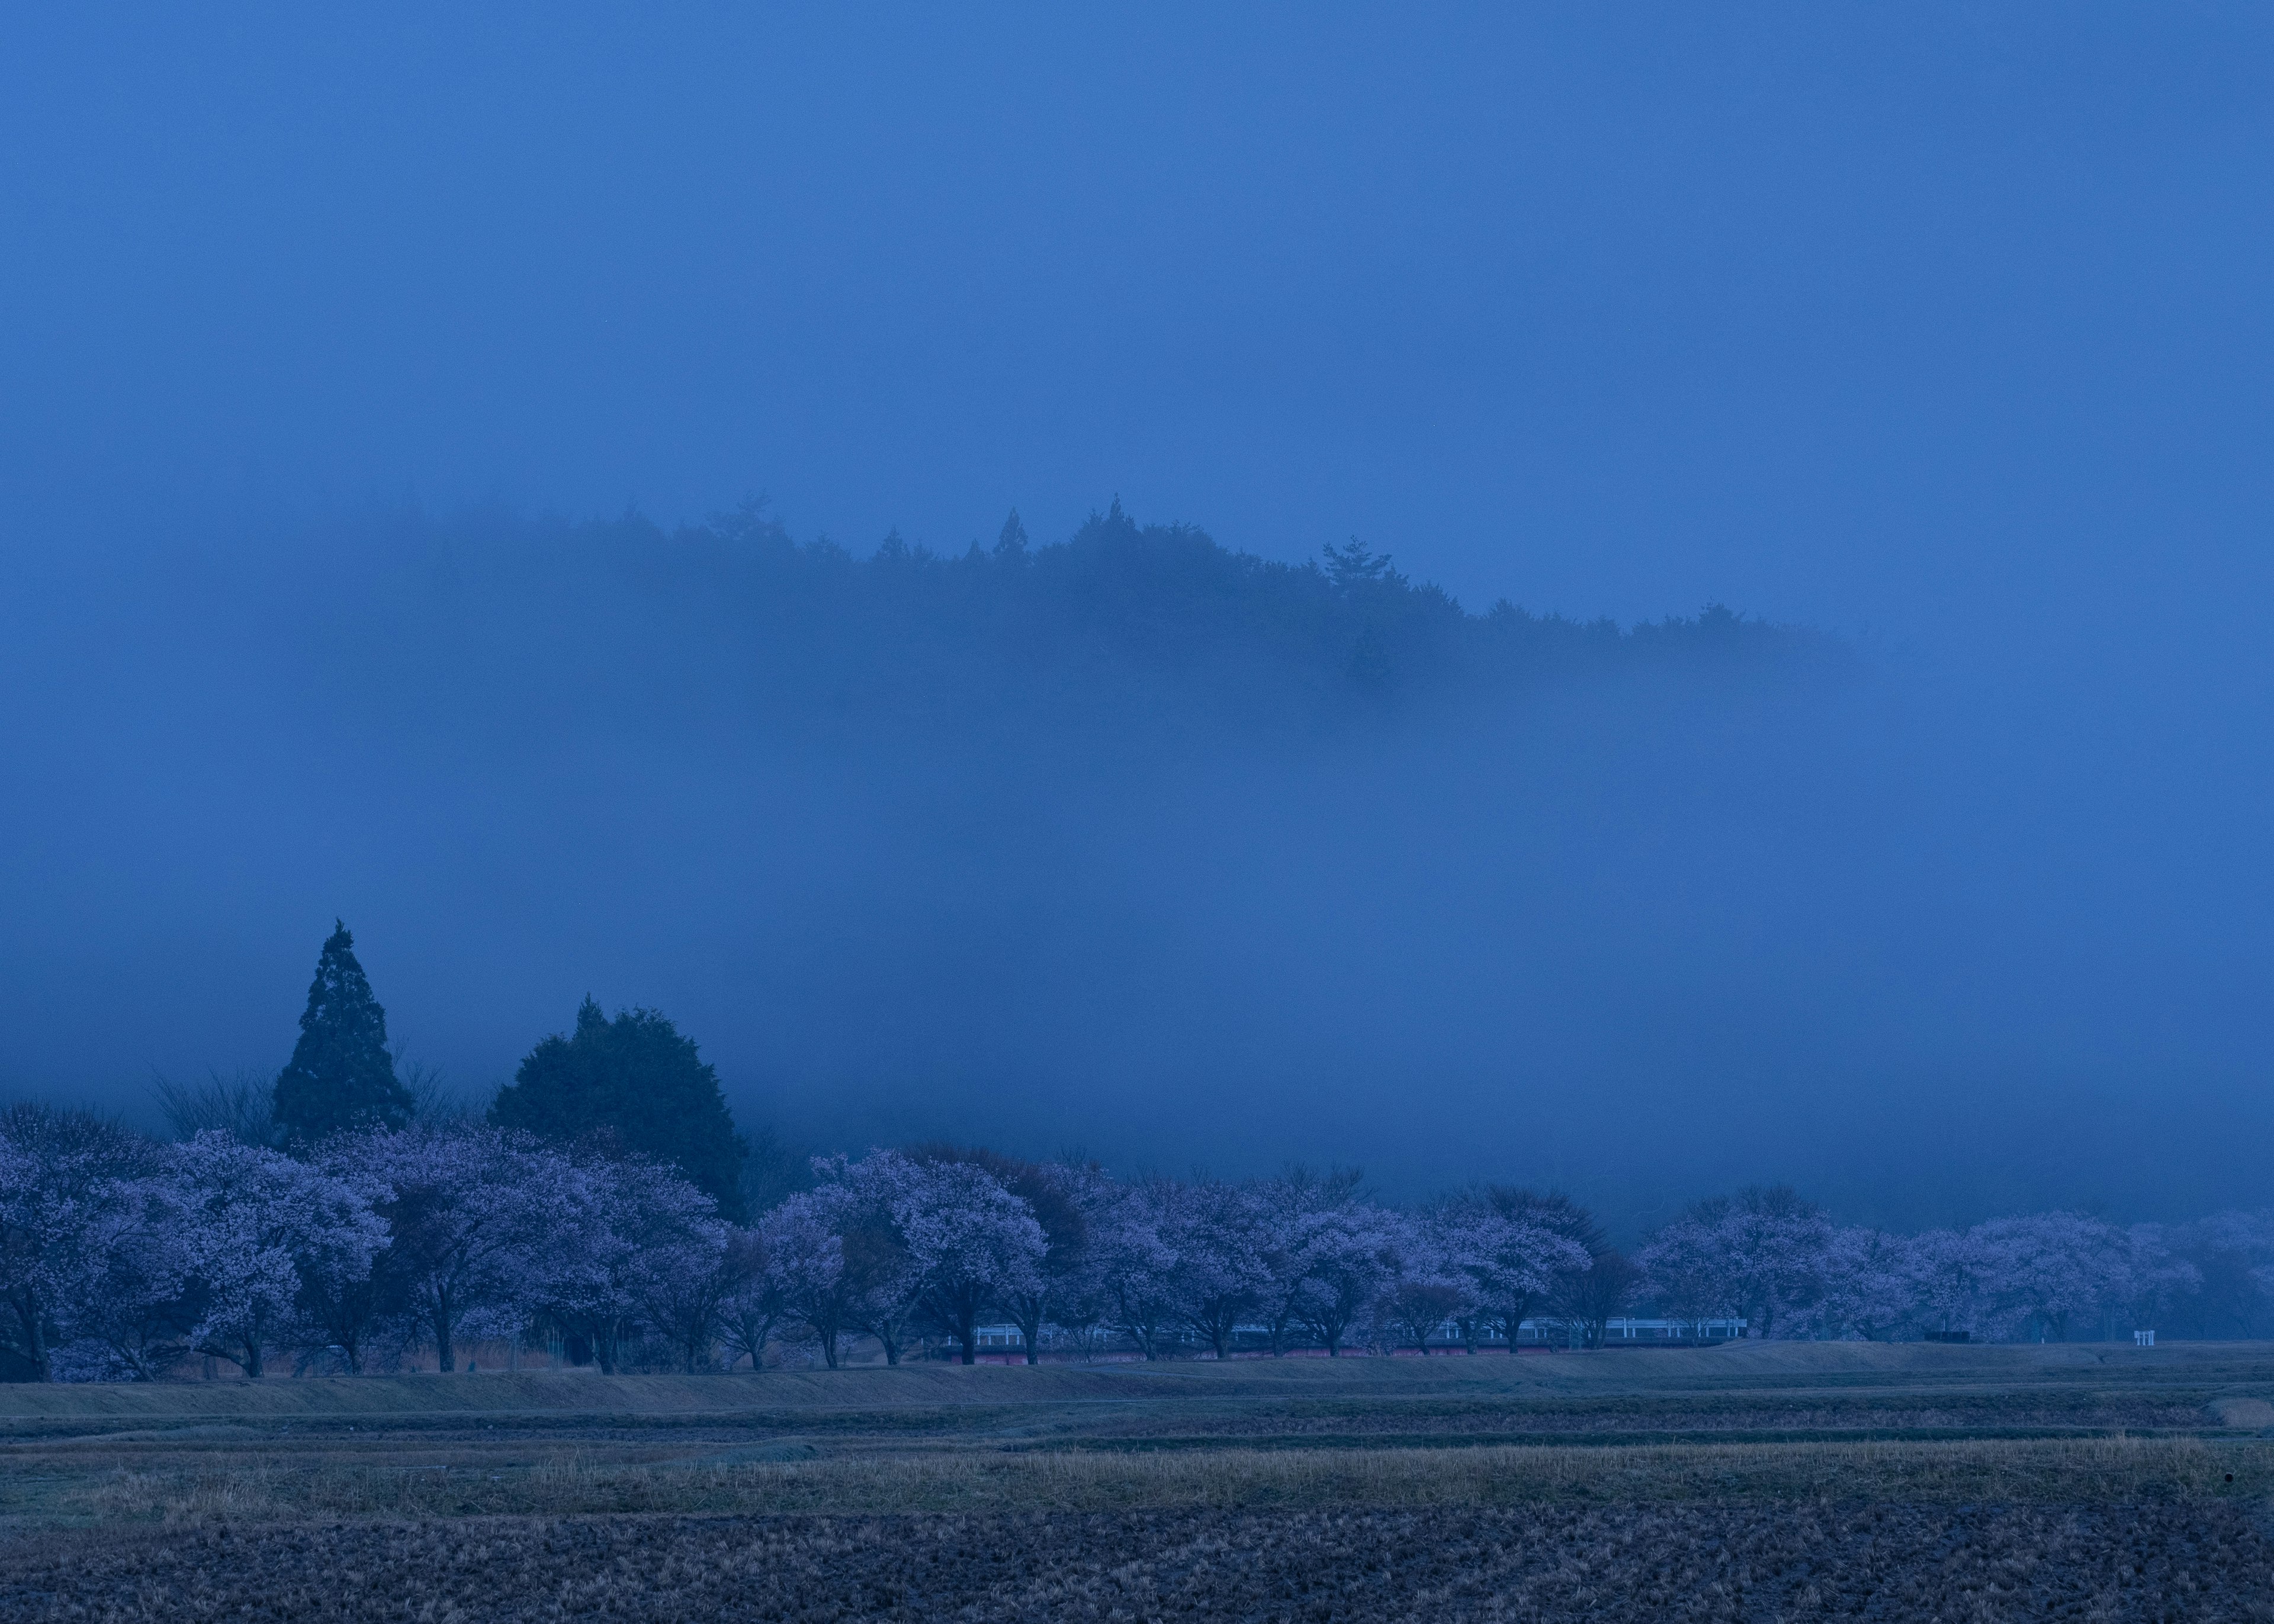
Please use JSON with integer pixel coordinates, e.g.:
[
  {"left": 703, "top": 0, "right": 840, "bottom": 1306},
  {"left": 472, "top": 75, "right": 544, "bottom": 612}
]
[
  {"left": 698, "top": 496, "right": 1843, "bottom": 718},
  {"left": 332, "top": 498, "right": 1846, "bottom": 745}
]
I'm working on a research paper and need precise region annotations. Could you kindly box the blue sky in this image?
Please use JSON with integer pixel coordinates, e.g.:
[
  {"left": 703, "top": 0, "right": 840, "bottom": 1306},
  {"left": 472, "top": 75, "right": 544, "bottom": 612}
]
[{"left": 7, "top": 4, "right": 2265, "bottom": 628}]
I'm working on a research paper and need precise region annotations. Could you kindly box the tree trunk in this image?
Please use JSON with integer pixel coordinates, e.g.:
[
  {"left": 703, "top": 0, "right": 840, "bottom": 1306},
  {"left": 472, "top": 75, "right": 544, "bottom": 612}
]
[{"left": 17, "top": 1295, "right": 49, "bottom": 1383}]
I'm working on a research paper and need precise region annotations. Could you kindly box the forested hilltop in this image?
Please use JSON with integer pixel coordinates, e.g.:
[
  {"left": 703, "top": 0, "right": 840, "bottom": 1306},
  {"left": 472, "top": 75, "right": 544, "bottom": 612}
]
[
  {"left": 4, "top": 499, "right": 1906, "bottom": 1230},
  {"left": 301, "top": 497, "right": 1845, "bottom": 745}
]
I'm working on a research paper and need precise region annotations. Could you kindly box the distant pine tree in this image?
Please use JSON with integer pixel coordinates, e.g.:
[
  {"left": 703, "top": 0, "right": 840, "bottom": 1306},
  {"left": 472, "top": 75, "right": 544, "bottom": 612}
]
[
  {"left": 1321, "top": 536, "right": 1397, "bottom": 590},
  {"left": 490, "top": 998, "right": 748, "bottom": 1220},
  {"left": 271, "top": 921, "right": 412, "bottom": 1148},
  {"left": 994, "top": 509, "right": 1029, "bottom": 558}
]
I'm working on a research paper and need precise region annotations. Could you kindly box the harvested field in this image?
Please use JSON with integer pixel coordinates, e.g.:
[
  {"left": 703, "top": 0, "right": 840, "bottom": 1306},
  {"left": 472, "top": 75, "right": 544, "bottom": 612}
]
[
  {"left": 5, "top": 1502, "right": 2270, "bottom": 1621},
  {"left": 8, "top": 1345, "right": 2274, "bottom": 1617},
  {"left": 23, "top": 1436, "right": 2274, "bottom": 1525}
]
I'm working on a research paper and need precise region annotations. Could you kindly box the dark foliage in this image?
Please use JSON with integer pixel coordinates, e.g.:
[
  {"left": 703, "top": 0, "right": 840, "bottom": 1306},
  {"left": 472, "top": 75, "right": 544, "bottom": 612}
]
[
  {"left": 270, "top": 923, "right": 412, "bottom": 1149},
  {"left": 490, "top": 999, "right": 748, "bottom": 1221},
  {"left": 736, "top": 1124, "right": 815, "bottom": 1217},
  {"left": 1552, "top": 1247, "right": 1640, "bottom": 1349}
]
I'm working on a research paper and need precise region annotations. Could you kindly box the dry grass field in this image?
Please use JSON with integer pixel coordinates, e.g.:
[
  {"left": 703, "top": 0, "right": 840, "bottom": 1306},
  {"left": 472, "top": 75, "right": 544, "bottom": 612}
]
[{"left": 5, "top": 1341, "right": 2272, "bottom": 1617}]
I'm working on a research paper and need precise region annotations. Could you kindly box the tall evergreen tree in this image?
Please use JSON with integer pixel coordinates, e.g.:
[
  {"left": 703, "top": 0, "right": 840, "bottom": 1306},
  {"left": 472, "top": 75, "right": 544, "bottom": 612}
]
[
  {"left": 490, "top": 998, "right": 748, "bottom": 1221},
  {"left": 271, "top": 922, "right": 412, "bottom": 1149}
]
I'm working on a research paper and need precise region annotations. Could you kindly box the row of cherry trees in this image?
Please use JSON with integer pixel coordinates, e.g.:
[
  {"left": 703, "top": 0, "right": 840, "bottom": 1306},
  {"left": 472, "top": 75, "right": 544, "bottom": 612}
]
[
  {"left": 0, "top": 1109, "right": 730, "bottom": 1381},
  {"left": 7, "top": 1102, "right": 2270, "bottom": 1380},
  {"left": 759, "top": 1155, "right": 1595, "bottom": 1369},
  {"left": 1633, "top": 1186, "right": 2266, "bottom": 1345},
  {"left": 1, "top": 1105, "right": 1598, "bottom": 1379}
]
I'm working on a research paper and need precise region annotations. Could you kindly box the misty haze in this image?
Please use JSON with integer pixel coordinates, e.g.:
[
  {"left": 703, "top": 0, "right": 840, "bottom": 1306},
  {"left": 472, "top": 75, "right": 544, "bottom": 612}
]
[
  {"left": 4, "top": 493, "right": 2263, "bottom": 1236},
  {"left": 4, "top": 5, "right": 2272, "bottom": 1616}
]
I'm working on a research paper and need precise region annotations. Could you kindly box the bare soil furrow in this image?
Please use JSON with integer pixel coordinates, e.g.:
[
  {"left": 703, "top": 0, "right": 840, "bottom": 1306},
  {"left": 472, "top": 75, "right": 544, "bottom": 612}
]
[{"left": 4, "top": 1504, "right": 2268, "bottom": 1622}]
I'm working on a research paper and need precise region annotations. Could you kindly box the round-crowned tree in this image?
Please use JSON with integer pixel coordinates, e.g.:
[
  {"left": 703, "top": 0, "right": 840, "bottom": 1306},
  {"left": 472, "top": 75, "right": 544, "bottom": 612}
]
[{"left": 489, "top": 998, "right": 748, "bottom": 1221}]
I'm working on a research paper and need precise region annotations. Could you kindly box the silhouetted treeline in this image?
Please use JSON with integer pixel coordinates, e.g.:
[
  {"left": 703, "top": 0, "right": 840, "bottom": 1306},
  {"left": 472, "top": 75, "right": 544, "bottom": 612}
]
[{"left": 297, "top": 497, "right": 1845, "bottom": 751}]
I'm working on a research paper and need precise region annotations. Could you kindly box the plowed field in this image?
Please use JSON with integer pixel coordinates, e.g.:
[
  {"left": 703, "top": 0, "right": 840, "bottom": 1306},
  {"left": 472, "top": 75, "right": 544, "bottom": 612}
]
[{"left": 5, "top": 1503, "right": 2269, "bottom": 1622}]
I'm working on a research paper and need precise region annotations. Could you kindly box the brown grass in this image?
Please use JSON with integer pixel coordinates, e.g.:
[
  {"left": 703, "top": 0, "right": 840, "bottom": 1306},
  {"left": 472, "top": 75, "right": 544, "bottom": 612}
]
[{"left": 33, "top": 1435, "right": 2274, "bottom": 1525}]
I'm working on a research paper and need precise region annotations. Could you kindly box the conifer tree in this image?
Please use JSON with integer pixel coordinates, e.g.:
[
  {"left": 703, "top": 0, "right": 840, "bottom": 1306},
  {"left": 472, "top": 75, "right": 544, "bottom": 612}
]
[
  {"left": 489, "top": 998, "right": 748, "bottom": 1221},
  {"left": 271, "top": 922, "right": 413, "bottom": 1149}
]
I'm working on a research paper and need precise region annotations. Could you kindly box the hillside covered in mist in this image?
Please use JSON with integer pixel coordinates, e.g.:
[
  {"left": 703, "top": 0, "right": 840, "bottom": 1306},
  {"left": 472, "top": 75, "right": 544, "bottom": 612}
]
[
  {"left": 7, "top": 500, "right": 2260, "bottom": 1238},
  {"left": 261, "top": 497, "right": 1840, "bottom": 752}
]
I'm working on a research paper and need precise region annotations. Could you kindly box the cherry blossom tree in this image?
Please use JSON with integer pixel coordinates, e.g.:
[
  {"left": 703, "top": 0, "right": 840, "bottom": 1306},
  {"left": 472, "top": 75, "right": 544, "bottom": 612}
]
[
  {"left": 1433, "top": 1193, "right": 1592, "bottom": 1350},
  {"left": 1293, "top": 1201, "right": 1404, "bottom": 1356},
  {"left": 169, "top": 1132, "right": 388, "bottom": 1378},
  {"left": 717, "top": 1228, "right": 786, "bottom": 1370},
  {"left": 1973, "top": 1211, "right": 2131, "bottom": 1342},
  {"left": 1638, "top": 1186, "right": 1832, "bottom": 1340},
  {"left": 1250, "top": 1166, "right": 1364, "bottom": 1355},
  {"left": 293, "top": 1147, "right": 402, "bottom": 1371},
  {"left": 2152, "top": 1211, "right": 2274, "bottom": 1338},
  {"left": 812, "top": 1153, "right": 927, "bottom": 1365},
  {"left": 763, "top": 1188, "right": 860, "bottom": 1368},
  {"left": 1168, "top": 1178, "right": 1273, "bottom": 1360},
  {"left": 50, "top": 1169, "right": 198, "bottom": 1381},
  {"left": 896, "top": 1159, "right": 1046, "bottom": 1364},
  {"left": 628, "top": 1198, "right": 738, "bottom": 1374},
  {"left": 2119, "top": 1224, "right": 2203, "bottom": 1340},
  {"left": 1636, "top": 1213, "right": 1745, "bottom": 1338},
  {"left": 1806, "top": 1228, "right": 1917, "bottom": 1342},
  {"left": 0, "top": 1104, "right": 162, "bottom": 1381},
  {"left": 1084, "top": 1175, "right": 1183, "bottom": 1359},
  {"left": 538, "top": 1153, "right": 722, "bottom": 1373},
  {"left": 998, "top": 1160, "right": 1094, "bottom": 1364},
  {"left": 913, "top": 1148, "right": 1091, "bottom": 1366},
  {"left": 766, "top": 1152, "right": 1007, "bottom": 1368},
  {"left": 1376, "top": 1211, "right": 1464, "bottom": 1354},
  {"left": 330, "top": 1125, "right": 577, "bottom": 1371},
  {"left": 1905, "top": 1227, "right": 1992, "bottom": 1338}
]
